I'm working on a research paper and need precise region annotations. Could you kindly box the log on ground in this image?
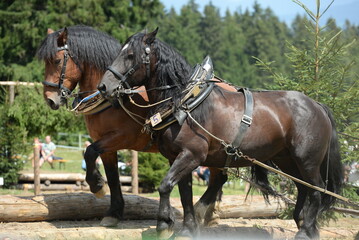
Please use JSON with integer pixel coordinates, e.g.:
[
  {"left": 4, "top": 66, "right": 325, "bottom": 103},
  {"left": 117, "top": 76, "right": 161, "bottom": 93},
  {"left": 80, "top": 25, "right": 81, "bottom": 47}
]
[
  {"left": 0, "top": 194, "right": 285, "bottom": 222},
  {"left": 18, "top": 172, "right": 132, "bottom": 184}
]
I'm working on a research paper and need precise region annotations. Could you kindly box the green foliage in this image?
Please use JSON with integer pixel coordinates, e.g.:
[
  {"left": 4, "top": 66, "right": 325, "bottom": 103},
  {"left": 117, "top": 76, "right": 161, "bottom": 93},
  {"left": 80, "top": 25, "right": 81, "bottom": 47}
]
[
  {"left": 138, "top": 152, "right": 169, "bottom": 190},
  {"left": 0, "top": 104, "right": 27, "bottom": 188},
  {"left": 256, "top": 0, "right": 359, "bottom": 165},
  {"left": 255, "top": 0, "right": 359, "bottom": 220},
  {"left": 8, "top": 86, "right": 86, "bottom": 138}
]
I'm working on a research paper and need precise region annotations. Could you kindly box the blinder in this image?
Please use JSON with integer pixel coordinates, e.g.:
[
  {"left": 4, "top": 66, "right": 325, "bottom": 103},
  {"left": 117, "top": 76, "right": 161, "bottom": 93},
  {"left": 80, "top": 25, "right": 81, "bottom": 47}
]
[{"left": 42, "top": 44, "right": 72, "bottom": 99}]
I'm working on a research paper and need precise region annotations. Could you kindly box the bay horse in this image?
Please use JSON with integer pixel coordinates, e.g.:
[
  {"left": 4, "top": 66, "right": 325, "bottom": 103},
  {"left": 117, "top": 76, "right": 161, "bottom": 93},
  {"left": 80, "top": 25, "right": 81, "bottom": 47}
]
[
  {"left": 36, "top": 25, "right": 223, "bottom": 227},
  {"left": 98, "top": 28, "right": 343, "bottom": 239}
]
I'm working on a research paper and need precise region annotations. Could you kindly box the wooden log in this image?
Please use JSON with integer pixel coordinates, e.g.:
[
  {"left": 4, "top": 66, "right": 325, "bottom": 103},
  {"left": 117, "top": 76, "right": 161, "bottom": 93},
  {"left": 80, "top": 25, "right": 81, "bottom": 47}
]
[
  {"left": 0, "top": 193, "right": 181, "bottom": 222},
  {"left": 18, "top": 172, "right": 132, "bottom": 184},
  {"left": 0, "top": 194, "right": 284, "bottom": 222},
  {"left": 131, "top": 150, "right": 138, "bottom": 194},
  {"left": 33, "top": 143, "right": 40, "bottom": 196},
  {"left": 15, "top": 184, "right": 132, "bottom": 193}
]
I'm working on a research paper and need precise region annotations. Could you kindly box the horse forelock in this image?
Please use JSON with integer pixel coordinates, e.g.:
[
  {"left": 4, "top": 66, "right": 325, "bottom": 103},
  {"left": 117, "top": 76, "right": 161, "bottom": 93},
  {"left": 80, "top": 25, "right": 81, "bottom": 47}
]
[{"left": 36, "top": 25, "right": 121, "bottom": 72}]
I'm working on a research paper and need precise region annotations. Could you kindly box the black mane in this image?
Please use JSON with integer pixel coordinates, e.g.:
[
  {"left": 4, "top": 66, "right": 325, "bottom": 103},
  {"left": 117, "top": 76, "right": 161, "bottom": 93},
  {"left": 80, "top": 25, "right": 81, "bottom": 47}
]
[
  {"left": 36, "top": 25, "right": 121, "bottom": 71},
  {"left": 128, "top": 32, "right": 214, "bottom": 122},
  {"left": 128, "top": 33, "right": 194, "bottom": 114}
]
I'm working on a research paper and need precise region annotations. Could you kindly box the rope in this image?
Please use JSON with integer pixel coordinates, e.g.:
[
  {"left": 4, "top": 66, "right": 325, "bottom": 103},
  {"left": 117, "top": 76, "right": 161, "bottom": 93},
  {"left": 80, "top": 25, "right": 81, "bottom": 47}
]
[
  {"left": 117, "top": 97, "right": 146, "bottom": 126},
  {"left": 128, "top": 95, "right": 172, "bottom": 108},
  {"left": 70, "top": 91, "right": 101, "bottom": 112}
]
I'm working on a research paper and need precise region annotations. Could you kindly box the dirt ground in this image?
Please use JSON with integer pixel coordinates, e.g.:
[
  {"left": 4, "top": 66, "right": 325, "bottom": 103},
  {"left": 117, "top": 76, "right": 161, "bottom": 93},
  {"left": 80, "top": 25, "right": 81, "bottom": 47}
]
[{"left": 1, "top": 217, "right": 358, "bottom": 240}]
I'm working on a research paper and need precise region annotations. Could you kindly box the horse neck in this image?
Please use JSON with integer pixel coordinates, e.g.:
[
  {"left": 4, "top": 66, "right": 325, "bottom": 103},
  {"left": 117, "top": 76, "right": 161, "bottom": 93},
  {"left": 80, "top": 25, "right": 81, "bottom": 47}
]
[
  {"left": 145, "top": 74, "right": 160, "bottom": 104},
  {"left": 78, "top": 64, "right": 103, "bottom": 96}
]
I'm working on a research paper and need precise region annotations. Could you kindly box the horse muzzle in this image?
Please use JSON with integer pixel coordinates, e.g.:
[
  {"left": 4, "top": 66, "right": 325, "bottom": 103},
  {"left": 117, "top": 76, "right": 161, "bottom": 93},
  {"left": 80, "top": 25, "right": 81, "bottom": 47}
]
[{"left": 46, "top": 98, "right": 60, "bottom": 110}]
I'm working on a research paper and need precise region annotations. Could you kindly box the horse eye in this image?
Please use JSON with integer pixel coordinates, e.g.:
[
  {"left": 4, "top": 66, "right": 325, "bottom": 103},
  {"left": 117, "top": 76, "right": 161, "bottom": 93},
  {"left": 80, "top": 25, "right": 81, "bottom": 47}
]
[
  {"left": 54, "top": 59, "right": 61, "bottom": 65},
  {"left": 128, "top": 52, "right": 134, "bottom": 60}
]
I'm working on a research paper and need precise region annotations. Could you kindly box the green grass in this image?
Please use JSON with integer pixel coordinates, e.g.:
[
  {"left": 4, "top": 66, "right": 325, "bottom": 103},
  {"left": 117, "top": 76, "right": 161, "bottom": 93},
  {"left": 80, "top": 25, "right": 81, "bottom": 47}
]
[
  {"left": 142, "top": 179, "right": 251, "bottom": 198},
  {"left": 22, "top": 147, "right": 90, "bottom": 173},
  {"left": 19, "top": 147, "right": 257, "bottom": 198}
]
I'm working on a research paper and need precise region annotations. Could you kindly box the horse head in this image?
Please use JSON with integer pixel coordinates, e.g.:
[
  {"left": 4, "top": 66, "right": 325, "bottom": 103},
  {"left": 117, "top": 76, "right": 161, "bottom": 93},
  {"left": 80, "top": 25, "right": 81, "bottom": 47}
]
[
  {"left": 98, "top": 28, "right": 159, "bottom": 101},
  {"left": 38, "top": 25, "right": 121, "bottom": 110},
  {"left": 40, "top": 27, "right": 82, "bottom": 110}
]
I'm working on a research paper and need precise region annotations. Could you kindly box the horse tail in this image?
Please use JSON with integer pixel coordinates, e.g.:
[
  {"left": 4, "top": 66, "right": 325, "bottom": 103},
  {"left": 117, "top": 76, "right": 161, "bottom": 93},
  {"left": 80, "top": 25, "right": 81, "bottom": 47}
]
[
  {"left": 251, "top": 162, "right": 277, "bottom": 203},
  {"left": 318, "top": 103, "right": 344, "bottom": 212}
]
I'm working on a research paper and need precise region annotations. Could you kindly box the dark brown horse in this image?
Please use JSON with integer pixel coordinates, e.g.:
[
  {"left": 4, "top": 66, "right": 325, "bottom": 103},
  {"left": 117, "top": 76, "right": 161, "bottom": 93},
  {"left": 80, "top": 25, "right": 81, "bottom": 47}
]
[
  {"left": 37, "top": 25, "right": 223, "bottom": 227},
  {"left": 99, "top": 28, "right": 344, "bottom": 239}
]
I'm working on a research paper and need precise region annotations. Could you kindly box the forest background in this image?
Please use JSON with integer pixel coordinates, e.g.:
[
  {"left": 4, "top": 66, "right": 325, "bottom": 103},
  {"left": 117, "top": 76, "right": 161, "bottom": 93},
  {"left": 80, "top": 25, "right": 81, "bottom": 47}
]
[{"left": 0, "top": 0, "right": 358, "bottom": 196}]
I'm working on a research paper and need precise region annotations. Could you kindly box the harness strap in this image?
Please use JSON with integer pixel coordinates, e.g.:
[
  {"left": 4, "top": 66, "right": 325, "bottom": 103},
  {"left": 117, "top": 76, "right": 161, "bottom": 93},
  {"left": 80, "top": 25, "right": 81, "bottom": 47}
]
[{"left": 223, "top": 88, "right": 254, "bottom": 174}]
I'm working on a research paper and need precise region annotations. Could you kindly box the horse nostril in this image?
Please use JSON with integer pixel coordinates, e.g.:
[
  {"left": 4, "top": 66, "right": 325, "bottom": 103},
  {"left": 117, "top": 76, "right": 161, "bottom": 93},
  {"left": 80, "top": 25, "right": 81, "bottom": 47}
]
[
  {"left": 97, "top": 83, "right": 106, "bottom": 93},
  {"left": 47, "top": 99, "right": 59, "bottom": 110}
]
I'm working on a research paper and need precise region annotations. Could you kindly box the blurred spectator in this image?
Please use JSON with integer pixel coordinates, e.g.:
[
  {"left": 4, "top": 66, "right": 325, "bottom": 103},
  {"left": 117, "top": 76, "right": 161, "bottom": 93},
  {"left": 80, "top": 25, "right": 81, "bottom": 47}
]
[
  {"left": 193, "top": 166, "right": 210, "bottom": 185},
  {"left": 39, "top": 135, "right": 56, "bottom": 168}
]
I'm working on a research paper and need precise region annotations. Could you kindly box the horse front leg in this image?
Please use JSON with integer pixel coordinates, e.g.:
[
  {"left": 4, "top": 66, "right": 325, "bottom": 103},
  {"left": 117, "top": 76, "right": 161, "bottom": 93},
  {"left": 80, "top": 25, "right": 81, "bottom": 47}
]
[
  {"left": 100, "top": 151, "right": 124, "bottom": 227},
  {"left": 177, "top": 173, "right": 198, "bottom": 238},
  {"left": 157, "top": 151, "right": 199, "bottom": 239},
  {"left": 84, "top": 142, "right": 106, "bottom": 197}
]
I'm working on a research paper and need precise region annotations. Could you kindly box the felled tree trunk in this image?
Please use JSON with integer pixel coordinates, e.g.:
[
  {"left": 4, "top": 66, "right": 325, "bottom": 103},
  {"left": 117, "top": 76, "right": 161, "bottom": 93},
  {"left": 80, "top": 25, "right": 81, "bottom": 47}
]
[{"left": 0, "top": 194, "right": 284, "bottom": 222}]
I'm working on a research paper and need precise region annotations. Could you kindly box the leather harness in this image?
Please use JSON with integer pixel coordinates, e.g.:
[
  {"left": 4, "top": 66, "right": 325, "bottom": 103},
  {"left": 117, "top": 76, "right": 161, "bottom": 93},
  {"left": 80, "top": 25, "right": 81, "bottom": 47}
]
[{"left": 223, "top": 88, "right": 253, "bottom": 174}]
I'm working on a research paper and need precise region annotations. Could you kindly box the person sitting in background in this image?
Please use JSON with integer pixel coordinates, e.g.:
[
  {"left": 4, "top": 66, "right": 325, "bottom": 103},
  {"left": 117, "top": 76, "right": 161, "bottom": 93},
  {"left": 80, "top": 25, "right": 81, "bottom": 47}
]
[
  {"left": 193, "top": 166, "right": 210, "bottom": 185},
  {"left": 39, "top": 135, "right": 56, "bottom": 168}
]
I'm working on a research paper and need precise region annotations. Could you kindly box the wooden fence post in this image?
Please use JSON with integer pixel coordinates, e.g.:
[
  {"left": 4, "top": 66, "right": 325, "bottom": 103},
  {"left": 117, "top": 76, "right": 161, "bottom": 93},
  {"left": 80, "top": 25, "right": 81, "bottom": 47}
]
[
  {"left": 131, "top": 150, "right": 138, "bottom": 194},
  {"left": 33, "top": 140, "right": 41, "bottom": 196}
]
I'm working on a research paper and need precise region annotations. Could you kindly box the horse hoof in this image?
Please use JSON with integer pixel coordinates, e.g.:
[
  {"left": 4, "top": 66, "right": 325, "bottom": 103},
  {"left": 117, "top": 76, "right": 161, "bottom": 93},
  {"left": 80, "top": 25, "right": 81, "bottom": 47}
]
[
  {"left": 94, "top": 184, "right": 108, "bottom": 198},
  {"left": 157, "top": 229, "right": 174, "bottom": 240},
  {"left": 194, "top": 201, "right": 207, "bottom": 225},
  {"left": 205, "top": 217, "right": 220, "bottom": 227},
  {"left": 100, "top": 216, "right": 119, "bottom": 227}
]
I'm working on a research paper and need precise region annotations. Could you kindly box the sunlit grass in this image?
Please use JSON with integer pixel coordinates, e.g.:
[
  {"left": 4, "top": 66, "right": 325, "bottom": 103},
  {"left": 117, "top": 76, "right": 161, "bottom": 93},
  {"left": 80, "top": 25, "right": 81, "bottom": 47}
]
[
  {"left": 17, "top": 147, "right": 258, "bottom": 198},
  {"left": 22, "top": 147, "right": 89, "bottom": 173},
  {"left": 142, "top": 179, "right": 252, "bottom": 198}
]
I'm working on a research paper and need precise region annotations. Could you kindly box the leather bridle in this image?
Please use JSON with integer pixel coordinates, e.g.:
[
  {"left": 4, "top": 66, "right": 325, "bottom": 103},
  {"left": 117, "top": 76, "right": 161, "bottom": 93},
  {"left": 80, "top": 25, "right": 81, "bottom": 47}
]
[
  {"left": 42, "top": 44, "right": 73, "bottom": 99},
  {"left": 106, "top": 44, "right": 151, "bottom": 94}
]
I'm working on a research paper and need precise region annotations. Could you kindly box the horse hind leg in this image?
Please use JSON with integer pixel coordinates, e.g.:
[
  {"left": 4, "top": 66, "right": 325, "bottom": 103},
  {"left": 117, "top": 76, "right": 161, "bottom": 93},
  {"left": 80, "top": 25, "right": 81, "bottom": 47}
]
[
  {"left": 194, "top": 167, "right": 227, "bottom": 227},
  {"left": 273, "top": 156, "right": 310, "bottom": 236},
  {"left": 293, "top": 158, "right": 325, "bottom": 239},
  {"left": 293, "top": 183, "right": 308, "bottom": 229}
]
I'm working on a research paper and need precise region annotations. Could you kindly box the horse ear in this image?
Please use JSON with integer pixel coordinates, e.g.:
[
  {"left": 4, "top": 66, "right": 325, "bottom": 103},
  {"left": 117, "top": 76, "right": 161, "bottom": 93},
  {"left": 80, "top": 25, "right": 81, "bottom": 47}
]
[
  {"left": 57, "top": 27, "right": 68, "bottom": 47},
  {"left": 144, "top": 27, "right": 158, "bottom": 45},
  {"left": 47, "top": 28, "right": 54, "bottom": 35}
]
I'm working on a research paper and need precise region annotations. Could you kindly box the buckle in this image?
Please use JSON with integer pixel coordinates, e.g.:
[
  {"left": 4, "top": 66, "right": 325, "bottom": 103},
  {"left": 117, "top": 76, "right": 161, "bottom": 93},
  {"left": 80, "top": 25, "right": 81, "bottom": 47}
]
[
  {"left": 241, "top": 115, "right": 252, "bottom": 126},
  {"left": 128, "top": 68, "right": 135, "bottom": 75},
  {"left": 118, "top": 88, "right": 133, "bottom": 95},
  {"left": 142, "top": 55, "right": 150, "bottom": 64},
  {"left": 124, "top": 89, "right": 133, "bottom": 94}
]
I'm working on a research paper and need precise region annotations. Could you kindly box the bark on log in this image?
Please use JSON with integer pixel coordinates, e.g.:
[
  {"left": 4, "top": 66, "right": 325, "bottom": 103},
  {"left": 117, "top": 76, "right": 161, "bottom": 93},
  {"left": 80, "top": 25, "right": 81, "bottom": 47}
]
[
  {"left": 16, "top": 183, "right": 132, "bottom": 193},
  {"left": 0, "top": 194, "right": 284, "bottom": 222},
  {"left": 18, "top": 173, "right": 132, "bottom": 184}
]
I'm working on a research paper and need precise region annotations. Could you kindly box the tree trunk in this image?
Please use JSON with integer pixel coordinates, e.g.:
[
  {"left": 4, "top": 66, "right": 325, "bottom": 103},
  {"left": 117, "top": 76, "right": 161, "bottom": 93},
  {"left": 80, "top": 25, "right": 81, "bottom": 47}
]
[{"left": 0, "top": 194, "right": 284, "bottom": 222}]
